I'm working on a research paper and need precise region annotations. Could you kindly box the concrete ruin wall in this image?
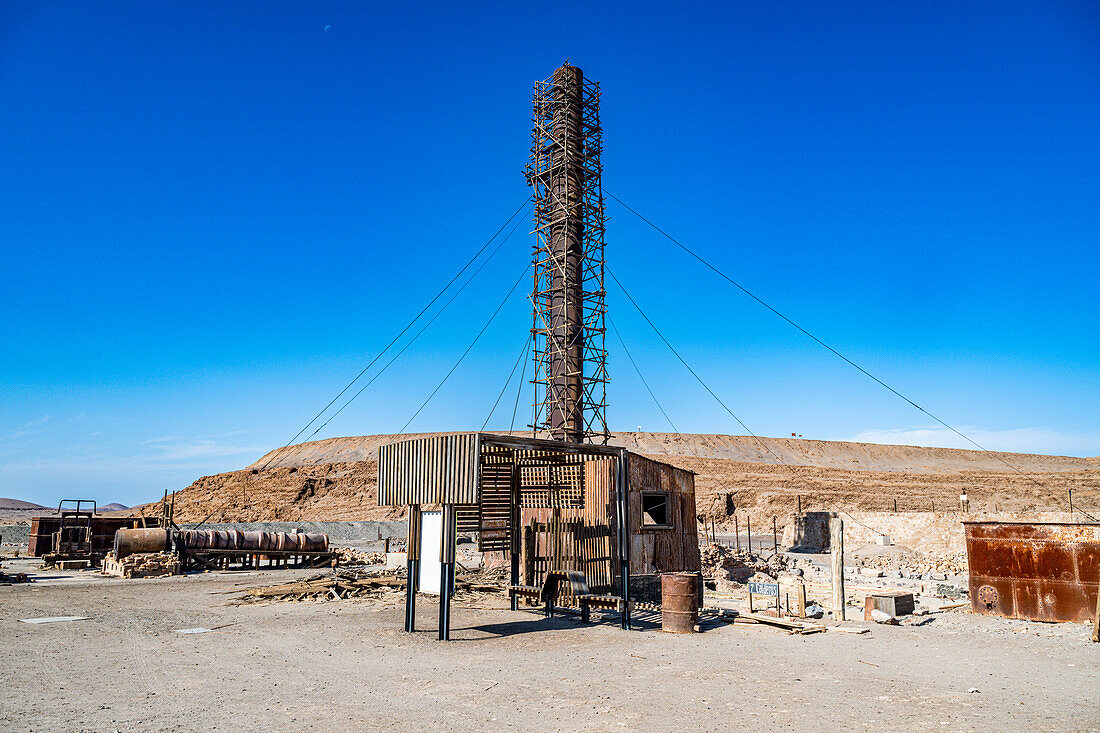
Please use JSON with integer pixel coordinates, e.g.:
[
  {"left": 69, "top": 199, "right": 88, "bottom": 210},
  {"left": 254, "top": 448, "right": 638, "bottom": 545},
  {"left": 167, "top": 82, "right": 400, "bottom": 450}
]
[{"left": 785, "top": 511, "right": 1078, "bottom": 554}]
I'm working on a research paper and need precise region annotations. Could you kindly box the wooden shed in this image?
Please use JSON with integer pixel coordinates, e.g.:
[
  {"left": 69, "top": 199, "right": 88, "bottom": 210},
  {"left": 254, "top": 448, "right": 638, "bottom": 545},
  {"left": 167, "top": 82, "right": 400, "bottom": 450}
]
[{"left": 377, "top": 432, "right": 700, "bottom": 638}]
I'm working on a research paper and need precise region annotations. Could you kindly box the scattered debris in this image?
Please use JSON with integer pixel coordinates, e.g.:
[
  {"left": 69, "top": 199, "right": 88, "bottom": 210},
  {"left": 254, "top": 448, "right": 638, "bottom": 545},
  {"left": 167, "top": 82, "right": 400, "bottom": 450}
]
[
  {"left": 176, "top": 627, "right": 213, "bottom": 634},
  {"left": 19, "top": 616, "right": 89, "bottom": 624},
  {"left": 102, "top": 551, "right": 180, "bottom": 578},
  {"left": 332, "top": 547, "right": 386, "bottom": 566},
  {"left": 235, "top": 568, "right": 506, "bottom": 605},
  {"left": 0, "top": 567, "right": 30, "bottom": 584}
]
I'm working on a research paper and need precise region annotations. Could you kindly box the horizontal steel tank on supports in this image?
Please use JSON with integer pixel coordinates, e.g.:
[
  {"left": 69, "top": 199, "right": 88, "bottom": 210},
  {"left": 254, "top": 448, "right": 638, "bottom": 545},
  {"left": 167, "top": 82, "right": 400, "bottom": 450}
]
[
  {"left": 111, "top": 528, "right": 330, "bottom": 559},
  {"left": 113, "top": 528, "right": 171, "bottom": 559}
]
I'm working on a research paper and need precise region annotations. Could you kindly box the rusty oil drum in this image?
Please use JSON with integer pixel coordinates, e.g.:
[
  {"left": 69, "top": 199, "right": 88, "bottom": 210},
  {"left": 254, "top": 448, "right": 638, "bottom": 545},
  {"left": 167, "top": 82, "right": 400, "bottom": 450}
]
[{"left": 661, "top": 572, "right": 700, "bottom": 633}]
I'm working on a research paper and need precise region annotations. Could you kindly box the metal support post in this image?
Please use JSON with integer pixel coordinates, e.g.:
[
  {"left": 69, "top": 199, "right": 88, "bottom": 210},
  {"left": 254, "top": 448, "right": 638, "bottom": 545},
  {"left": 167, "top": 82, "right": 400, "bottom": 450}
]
[
  {"left": 439, "top": 504, "right": 456, "bottom": 640},
  {"left": 404, "top": 504, "right": 421, "bottom": 633},
  {"left": 616, "top": 449, "right": 631, "bottom": 630}
]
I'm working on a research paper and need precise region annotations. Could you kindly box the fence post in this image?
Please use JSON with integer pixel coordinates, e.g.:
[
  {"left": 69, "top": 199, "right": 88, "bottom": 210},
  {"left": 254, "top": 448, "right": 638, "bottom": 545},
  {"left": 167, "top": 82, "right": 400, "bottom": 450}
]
[{"left": 831, "top": 518, "right": 845, "bottom": 621}]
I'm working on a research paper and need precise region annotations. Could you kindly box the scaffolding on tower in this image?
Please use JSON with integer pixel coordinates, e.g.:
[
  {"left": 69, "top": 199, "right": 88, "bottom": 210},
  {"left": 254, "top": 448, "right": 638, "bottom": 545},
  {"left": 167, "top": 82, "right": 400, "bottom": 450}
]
[{"left": 525, "top": 63, "right": 609, "bottom": 445}]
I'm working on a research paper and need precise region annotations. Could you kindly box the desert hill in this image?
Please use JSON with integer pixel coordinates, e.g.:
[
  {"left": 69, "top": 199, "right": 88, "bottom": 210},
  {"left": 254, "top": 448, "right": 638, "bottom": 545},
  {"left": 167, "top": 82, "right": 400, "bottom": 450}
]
[
  {"left": 150, "top": 432, "right": 1100, "bottom": 525},
  {"left": 0, "top": 498, "right": 47, "bottom": 510}
]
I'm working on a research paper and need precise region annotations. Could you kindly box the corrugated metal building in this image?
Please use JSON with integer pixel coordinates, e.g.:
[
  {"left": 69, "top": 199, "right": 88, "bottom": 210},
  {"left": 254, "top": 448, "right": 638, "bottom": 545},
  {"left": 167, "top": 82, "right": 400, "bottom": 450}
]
[{"left": 378, "top": 432, "right": 700, "bottom": 637}]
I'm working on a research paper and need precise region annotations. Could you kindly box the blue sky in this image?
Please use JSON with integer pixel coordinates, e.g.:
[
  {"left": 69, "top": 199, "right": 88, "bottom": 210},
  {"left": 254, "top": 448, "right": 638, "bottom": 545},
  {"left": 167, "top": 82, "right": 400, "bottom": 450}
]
[{"left": 2, "top": 2, "right": 1098, "bottom": 507}]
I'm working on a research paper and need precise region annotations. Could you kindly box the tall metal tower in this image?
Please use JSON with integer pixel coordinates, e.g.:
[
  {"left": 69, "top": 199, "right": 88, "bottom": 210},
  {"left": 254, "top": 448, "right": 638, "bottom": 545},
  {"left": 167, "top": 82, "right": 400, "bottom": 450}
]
[{"left": 525, "top": 63, "right": 609, "bottom": 444}]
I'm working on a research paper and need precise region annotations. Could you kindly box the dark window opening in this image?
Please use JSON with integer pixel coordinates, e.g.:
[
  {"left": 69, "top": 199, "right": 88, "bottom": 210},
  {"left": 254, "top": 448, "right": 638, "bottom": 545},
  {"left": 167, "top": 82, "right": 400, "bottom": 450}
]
[{"left": 642, "top": 493, "right": 671, "bottom": 528}]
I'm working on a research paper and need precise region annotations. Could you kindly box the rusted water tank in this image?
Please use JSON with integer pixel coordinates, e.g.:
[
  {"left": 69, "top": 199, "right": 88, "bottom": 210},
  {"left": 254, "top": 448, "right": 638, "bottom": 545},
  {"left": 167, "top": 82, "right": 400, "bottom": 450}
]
[
  {"left": 661, "top": 572, "right": 700, "bottom": 633},
  {"left": 114, "top": 528, "right": 170, "bottom": 559}
]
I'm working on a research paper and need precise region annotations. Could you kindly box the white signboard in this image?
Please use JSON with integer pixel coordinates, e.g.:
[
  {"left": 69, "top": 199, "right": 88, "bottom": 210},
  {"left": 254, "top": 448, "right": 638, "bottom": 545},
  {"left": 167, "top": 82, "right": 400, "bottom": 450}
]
[{"left": 417, "top": 511, "right": 442, "bottom": 595}]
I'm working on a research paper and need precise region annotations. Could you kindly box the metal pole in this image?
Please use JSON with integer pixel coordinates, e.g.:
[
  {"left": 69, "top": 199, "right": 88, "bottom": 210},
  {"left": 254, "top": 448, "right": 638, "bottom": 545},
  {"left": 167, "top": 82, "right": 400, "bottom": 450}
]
[
  {"left": 404, "top": 504, "right": 421, "bottom": 633},
  {"left": 617, "top": 449, "right": 631, "bottom": 630},
  {"left": 797, "top": 495, "right": 801, "bottom": 514},
  {"left": 510, "top": 461, "right": 520, "bottom": 610},
  {"left": 772, "top": 516, "right": 778, "bottom": 553},
  {"left": 747, "top": 516, "right": 752, "bottom": 554},
  {"left": 734, "top": 514, "right": 740, "bottom": 551},
  {"left": 893, "top": 498, "right": 897, "bottom": 513},
  {"left": 439, "top": 504, "right": 456, "bottom": 641}
]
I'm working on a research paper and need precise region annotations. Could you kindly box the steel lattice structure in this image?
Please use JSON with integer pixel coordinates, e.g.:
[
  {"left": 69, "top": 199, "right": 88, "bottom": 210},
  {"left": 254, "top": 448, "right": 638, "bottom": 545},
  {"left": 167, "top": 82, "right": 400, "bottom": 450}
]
[{"left": 524, "top": 64, "right": 608, "bottom": 444}]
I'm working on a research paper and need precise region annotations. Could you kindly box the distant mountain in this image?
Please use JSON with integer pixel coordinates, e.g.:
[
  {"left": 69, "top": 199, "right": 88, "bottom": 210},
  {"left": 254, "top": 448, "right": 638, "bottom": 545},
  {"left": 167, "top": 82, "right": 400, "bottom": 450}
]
[
  {"left": 0, "top": 498, "right": 47, "bottom": 510},
  {"left": 99, "top": 502, "right": 129, "bottom": 511}
]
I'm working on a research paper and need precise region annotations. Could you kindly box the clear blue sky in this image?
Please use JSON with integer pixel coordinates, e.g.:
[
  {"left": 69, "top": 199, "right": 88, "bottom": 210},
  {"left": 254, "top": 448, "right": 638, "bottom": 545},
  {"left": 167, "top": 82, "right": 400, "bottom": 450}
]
[{"left": 2, "top": 2, "right": 1097, "bottom": 507}]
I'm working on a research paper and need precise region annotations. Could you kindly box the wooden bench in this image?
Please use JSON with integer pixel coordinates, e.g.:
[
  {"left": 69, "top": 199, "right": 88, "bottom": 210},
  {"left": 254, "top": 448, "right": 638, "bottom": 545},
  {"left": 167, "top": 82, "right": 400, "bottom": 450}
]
[
  {"left": 511, "top": 571, "right": 625, "bottom": 622},
  {"left": 561, "top": 571, "right": 624, "bottom": 623},
  {"left": 507, "top": 584, "right": 545, "bottom": 613}
]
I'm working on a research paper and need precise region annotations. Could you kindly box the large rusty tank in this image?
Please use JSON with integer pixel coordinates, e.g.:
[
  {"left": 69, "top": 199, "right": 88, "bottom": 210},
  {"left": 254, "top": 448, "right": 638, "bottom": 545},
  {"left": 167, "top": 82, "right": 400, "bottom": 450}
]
[
  {"left": 964, "top": 521, "right": 1100, "bottom": 624},
  {"left": 113, "top": 528, "right": 171, "bottom": 559}
]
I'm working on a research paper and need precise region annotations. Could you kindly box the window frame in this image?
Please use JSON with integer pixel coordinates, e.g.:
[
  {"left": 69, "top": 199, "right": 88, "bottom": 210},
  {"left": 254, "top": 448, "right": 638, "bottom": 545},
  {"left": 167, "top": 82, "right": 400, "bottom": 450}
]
[{"left": 640, "top": 491, "right": 674, "bottom": 530}]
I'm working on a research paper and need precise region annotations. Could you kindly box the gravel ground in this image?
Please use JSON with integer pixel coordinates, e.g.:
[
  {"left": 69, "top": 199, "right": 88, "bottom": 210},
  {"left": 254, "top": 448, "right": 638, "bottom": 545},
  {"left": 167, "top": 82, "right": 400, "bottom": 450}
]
[{"left": 1, "top": 559, "right": 1097, "bottom": 732}]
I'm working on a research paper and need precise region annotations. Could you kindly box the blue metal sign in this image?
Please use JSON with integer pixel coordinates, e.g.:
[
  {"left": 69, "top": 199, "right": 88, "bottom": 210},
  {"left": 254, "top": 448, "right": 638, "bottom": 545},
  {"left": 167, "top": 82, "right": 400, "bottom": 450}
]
[{"left": 747, "top": 582, "right": 779, "bottom": 597}]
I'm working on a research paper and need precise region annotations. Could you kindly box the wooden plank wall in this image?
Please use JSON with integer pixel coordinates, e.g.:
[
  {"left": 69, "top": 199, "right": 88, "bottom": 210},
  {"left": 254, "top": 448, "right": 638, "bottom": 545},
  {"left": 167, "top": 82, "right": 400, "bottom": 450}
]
[
  {"left": 627, "top": 454, "right": 701, "bottom": 576},
  {"left": 519, "top": 458, "right": 616, "bottom": 595}
]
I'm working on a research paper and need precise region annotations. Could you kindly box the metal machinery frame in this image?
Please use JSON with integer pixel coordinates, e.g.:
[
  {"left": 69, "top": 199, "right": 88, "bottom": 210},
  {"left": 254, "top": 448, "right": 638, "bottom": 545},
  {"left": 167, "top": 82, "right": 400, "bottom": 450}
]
[{"left": 526, "top": 63, "right": 609, "bottom": 445}]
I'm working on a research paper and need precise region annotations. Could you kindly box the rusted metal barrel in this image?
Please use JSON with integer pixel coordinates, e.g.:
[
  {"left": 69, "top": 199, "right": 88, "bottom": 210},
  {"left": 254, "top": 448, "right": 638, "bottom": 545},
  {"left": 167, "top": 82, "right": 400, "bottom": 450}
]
[
  {"left": 176, "top": 529, "right": 328, "bottom": 553},
  {"left": 661, "top": 572, "right": 700, "bottom": 633},
  {"left": 114, "top": 528, "right": 170, "bottom": 559}
]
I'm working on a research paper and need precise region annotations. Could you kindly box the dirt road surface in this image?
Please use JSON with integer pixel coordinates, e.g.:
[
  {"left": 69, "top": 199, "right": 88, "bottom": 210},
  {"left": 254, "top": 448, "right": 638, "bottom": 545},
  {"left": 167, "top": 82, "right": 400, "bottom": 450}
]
[{"left": 2, "top": 564, "right": 1097, "bottom": 732}]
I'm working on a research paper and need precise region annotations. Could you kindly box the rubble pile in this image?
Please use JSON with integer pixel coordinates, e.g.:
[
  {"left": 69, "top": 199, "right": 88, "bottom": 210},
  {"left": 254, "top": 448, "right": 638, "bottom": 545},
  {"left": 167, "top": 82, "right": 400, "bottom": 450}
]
[
  {"left": 332, "top": 547, "right": 386, "bottom": 566},
  {"left": 701, "top": 544, "right": 808, "bottom": 590},
  {"left": 237, "top": 568, "right": 504, "bottom": 605},
  {"left": 101, "top": 551, "right": 180, "bottom": 579},
  {"left": 855, "top": 551, "right": 967, "bottom": 578}
]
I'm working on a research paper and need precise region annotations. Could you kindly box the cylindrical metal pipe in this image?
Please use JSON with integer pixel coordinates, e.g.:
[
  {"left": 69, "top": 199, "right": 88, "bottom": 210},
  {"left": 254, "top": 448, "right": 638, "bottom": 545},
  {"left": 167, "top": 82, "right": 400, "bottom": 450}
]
[
  {"left": 113, "top": 528, "right": 170, "bottom": 559},
  {"left": 175, "top": 529, "right": 328, "bottom": 553},
  {"left": 661, "top": 572, "right": 700, "bottom": 633}
]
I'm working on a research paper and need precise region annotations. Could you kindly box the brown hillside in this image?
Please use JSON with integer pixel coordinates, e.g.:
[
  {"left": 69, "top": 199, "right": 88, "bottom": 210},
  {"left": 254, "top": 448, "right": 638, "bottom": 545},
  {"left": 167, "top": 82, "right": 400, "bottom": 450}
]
[{"left": 154, "top": 432, "right": 1100, "bottom": 525}]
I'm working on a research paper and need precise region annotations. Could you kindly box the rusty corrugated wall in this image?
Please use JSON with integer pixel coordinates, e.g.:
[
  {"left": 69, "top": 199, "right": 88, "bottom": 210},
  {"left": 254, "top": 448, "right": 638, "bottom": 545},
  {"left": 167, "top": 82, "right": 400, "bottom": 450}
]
[{"left": 964, "top": 521, "right": 1100, "bottom": 624}]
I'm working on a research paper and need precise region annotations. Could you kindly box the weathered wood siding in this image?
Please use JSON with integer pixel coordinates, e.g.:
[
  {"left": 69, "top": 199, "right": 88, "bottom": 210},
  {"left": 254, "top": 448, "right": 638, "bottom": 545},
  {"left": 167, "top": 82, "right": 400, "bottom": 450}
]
[{"left": 627, "top": 453, "right": 701, "bottom": 575}]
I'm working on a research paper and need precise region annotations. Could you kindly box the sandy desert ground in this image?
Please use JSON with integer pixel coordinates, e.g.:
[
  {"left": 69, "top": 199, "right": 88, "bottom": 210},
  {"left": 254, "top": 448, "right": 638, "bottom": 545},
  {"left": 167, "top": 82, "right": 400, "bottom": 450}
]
[{"left": 2, "top": 559, "right": 1097, "bottom": 733}]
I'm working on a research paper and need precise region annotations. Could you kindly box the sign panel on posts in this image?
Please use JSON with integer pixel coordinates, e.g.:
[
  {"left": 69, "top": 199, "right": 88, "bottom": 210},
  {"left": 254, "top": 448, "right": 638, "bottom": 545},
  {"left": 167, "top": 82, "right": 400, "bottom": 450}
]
[
  {"left": 747, "top": 582, "right": 779, "bottom": 597},
  {"left": 417, "top": 511, "right": 442, "bottom": 595}
]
